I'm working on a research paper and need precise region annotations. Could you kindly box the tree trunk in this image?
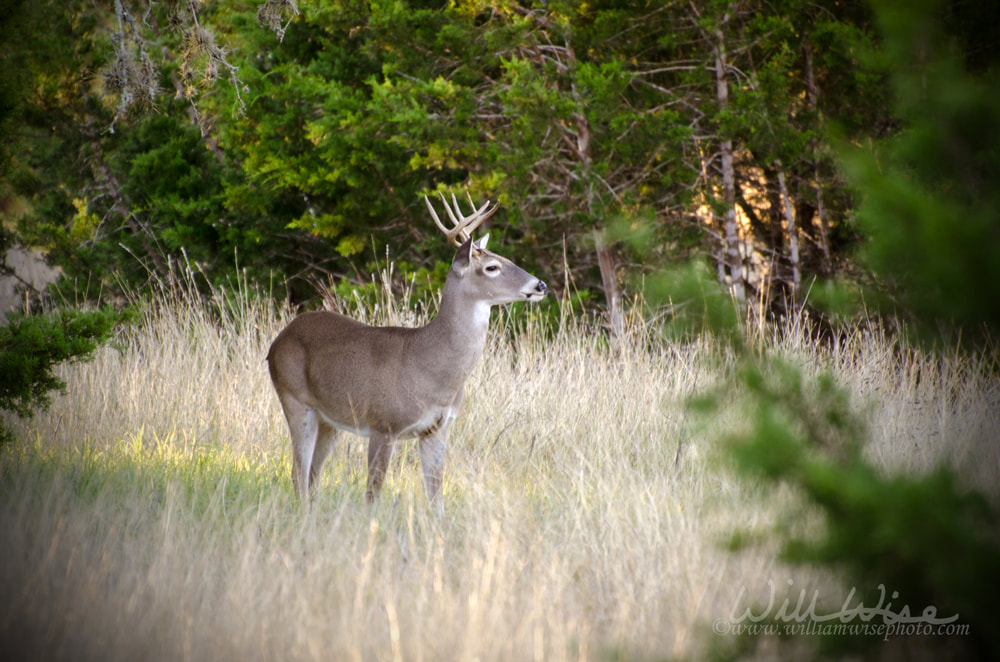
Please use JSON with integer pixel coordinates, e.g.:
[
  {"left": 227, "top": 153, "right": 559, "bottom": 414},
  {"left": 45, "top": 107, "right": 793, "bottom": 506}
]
[
  {"left": 803, "top": 40, "right": 832, "bottom": 272},
  {"left": 594, "top": 230, "right": 623, "bottom": 337},
  {"left": 561, "top": 38, "right": 623, "bottom": 337},
  {"left": 776, "top": 164, "right": 800, "bottom": 296},
  {"left": 714, "top": 20, "right": 745, "bottom": 303}
]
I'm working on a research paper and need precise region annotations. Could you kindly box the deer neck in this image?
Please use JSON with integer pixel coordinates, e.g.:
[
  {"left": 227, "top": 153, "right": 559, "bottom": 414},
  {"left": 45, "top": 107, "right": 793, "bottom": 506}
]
[{"left": 419, "top": 276, "right": 491, "bottom": 376}]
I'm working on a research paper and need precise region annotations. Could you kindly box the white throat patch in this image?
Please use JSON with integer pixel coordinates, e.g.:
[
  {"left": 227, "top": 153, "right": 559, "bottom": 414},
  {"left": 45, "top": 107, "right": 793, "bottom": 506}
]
[{"left": 471, "top": 301, "right": 492, "bottom": 329}]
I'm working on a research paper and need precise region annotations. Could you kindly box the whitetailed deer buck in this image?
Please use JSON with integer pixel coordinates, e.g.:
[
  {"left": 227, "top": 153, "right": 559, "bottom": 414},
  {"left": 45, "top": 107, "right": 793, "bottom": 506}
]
[{"left": 267, "top": 193, "right": 547, "bottom": 509}]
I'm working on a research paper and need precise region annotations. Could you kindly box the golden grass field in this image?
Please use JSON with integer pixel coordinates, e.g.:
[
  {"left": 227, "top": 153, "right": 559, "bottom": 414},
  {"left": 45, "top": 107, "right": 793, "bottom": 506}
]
[{"left": 2, "top": 286, "right": 997, "bottom": 661}]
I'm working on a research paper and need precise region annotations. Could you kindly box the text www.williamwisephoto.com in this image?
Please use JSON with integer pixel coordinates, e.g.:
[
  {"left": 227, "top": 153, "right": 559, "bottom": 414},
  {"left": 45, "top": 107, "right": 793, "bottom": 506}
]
[{"left": 713, "top": 580, "right": 971, "bottom": 643}]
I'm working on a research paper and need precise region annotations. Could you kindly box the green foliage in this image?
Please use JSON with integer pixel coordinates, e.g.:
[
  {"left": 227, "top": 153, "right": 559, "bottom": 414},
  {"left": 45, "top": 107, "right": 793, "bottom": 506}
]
[
  {"left": 714, "top": 357, "right": 1000, "bottom": 659},
  {"left": 645, "top": 261, "right": 743, "bottom": 350},
  {"left": 0, "top": 0, "right": 30, "bottom": 177},
  {"left": 649, "top": 261, "right": 1000, "bottom": 657},
  {"left": 646, "top": 2, "right": 1000, "bottom": 641},
  {"left": 839, "top": 0, "right": 1000, "bottom": 347},
  {"left": 0, "top": 307, "right": 132, "bottom": 441},
  {"left": 2, "top": 0, "right": 884, "bottom": 310}
]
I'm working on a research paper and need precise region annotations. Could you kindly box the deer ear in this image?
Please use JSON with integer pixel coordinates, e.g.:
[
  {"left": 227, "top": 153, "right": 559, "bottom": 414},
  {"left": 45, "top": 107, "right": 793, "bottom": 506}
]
[
  {"left": 453, "top": 236, "right": 475, "bottom": 270},
  {"left": 475, "top": 233, "right": 490, "bottom": 251}
]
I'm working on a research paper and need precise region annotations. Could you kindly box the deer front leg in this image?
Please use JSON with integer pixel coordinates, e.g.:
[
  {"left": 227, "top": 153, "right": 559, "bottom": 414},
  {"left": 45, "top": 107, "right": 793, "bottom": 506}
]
[
  {"left": 419, "top": 430, "right": 447, "bottom": 514},
  {"left": 366, "top": 431, "right": 395, "bottom": 504}
]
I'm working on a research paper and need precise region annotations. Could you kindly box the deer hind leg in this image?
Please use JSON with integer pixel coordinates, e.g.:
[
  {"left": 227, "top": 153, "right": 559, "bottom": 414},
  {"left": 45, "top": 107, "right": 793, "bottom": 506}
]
[
  {"left": 309, "top": 420, "right": 340, "bottom": 494},
  {"left": 277, "top": 394, "right": 318, "bottom": 502},
  {"left": 365, "top": 431, "right": 396, "bottom": 504},
  {"left": 419, "top": 430, "right": 447, "bottom": 514}
]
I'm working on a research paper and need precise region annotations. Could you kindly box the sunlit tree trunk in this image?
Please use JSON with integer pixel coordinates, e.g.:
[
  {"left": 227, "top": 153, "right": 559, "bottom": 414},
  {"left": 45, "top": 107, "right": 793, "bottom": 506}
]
[
  {"left": 776, "top": 164, "right": 800, "bottom": 296},
  {"left": 713, "top": 14, "right": 745, "bottom": 303}
]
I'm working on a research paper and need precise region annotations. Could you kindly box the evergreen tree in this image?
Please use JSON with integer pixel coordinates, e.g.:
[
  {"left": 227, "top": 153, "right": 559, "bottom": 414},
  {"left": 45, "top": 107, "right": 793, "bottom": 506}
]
[
  {"left": 0, "top": 0, "right": 919, "bottom": 317},
  {"left": 842, "top": 0, "right": 1000, "bottom": 347}
]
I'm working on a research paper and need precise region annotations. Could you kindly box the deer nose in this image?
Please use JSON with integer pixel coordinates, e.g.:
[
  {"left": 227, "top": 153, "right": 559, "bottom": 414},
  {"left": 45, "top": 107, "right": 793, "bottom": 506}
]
[{"left": 536, "top": 280, "right": 548, "bottom": 295}]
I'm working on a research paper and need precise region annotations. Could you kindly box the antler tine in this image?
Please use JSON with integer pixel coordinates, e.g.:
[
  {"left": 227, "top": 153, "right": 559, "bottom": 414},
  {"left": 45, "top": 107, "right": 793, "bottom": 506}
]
[
  {"left": 424, "top": 195, "right": 458, "bottom": 245},
  {"left": 452, "top": 193, "right": 498, "bottom": 242},
  {"left": 424, "top": 191, "right": 500, "bottom": 247}
]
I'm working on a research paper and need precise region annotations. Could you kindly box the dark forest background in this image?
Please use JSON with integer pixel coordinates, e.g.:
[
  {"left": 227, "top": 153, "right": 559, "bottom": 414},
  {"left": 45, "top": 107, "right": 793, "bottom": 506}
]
[{"left": 1, "top": 0, "right": 995, "bottom": 343}]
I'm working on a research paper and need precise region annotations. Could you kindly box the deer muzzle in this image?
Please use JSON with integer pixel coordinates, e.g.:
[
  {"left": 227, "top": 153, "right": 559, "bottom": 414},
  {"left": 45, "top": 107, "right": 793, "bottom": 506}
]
[{"left": 525, "top": 280, "right": 548, "bottom": 300}]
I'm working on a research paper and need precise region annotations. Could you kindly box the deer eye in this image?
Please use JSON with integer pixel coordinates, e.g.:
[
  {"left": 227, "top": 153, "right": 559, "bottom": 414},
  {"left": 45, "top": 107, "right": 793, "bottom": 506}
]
[{"left": 484, "top": 264, "right": 501, "bottom": 274}]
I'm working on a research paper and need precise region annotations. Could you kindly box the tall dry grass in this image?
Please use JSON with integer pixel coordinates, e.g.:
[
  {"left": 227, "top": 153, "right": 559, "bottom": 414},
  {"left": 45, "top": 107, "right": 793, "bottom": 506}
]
[{"left": 1, "top": 283, "right": 997, "bottom": 661}]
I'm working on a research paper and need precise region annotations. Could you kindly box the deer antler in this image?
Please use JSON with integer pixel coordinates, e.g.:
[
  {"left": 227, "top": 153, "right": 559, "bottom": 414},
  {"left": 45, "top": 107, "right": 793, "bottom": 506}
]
[{"left": 424, "top": 192, "right": 499, "bottom": 247}]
